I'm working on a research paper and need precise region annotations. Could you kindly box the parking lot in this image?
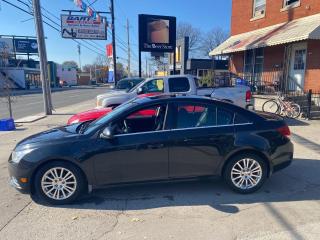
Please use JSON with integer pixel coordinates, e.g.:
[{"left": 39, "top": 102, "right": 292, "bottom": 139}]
[{"left": 0, "top": 99, "right": 320, "bottom": 240}]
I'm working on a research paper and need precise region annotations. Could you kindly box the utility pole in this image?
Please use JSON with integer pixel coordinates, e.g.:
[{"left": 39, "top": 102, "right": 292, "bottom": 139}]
[
  {"left": 110, "top": 0, "right": 117, "bottom": 84},
  {"left": 77, "top": 44, "right": 82, "bottom": 72},
  {"left": 32, "top": 0, "right": 52, "bottom": 115},
  {"left": 126, "top": 18, "right": 131, "bottom": 77}
]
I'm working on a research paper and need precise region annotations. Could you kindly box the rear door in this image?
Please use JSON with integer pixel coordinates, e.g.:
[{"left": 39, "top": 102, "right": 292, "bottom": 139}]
[{"left": 168, "top": 101, "right": 235, "bottom": 178}]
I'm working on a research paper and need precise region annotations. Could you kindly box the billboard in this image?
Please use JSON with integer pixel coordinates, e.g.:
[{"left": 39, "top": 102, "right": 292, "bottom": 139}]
[
  {"left": 14, "top": 39, "right": 38, "bottom": 54},
  {"left": 0, "top": 38, "right": 14, "bottom": 54},
  {"left": 139, "top": 14, "right": 176, "bottom": 53},
  {"left": 61, "top": 15, "right": 107, "bottom": 40}
]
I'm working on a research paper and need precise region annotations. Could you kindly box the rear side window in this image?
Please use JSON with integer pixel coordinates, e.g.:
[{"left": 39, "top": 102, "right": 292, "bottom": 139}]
[
  {"left": 217, "top": 108, "right": 234, "bottom": 126},
  {"left": 234, "top": 113, "right": 251, "bottom": 124},
  {"left": 169, "top": 77, "right": 190, "bottom": 92},
  {"left": 174, "top": 103, "right": 217, "bottom": 129}
]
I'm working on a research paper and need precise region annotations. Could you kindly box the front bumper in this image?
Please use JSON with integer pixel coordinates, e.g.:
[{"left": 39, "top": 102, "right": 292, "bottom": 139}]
[{"left": 8, "top": 161, "right": 32, "bottom": 193}]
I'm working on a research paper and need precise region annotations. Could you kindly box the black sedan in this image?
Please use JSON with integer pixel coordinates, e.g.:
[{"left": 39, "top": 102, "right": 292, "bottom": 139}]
[{"left": 8, "top": 95, "right": 293, "bottom": 205}]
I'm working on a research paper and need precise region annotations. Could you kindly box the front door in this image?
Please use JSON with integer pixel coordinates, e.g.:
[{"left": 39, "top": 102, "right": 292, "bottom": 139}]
[
  {"left": 168, "top": 102, "right": 235, "bottom": 178},
  {"left": 94, "top": 104, "right": 169, "bottom": 185},
  {"left": 289, "top": 42, "right": 307, "bottom": 91}
]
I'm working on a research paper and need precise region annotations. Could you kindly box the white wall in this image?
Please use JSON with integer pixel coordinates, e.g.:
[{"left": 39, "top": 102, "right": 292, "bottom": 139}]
[{"left": 56, "top": 65, "right": 77, "bottom": 86}]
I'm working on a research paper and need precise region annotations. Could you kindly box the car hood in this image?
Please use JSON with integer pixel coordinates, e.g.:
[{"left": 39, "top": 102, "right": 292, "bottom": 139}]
[
  {"left": 68, "top": 108, "right": 113, "bottom": 124},
  {"left": 97, "top": 90, "right": 127, "bottom": 100},
  {"left": 15, "top": 124, "right": 81, "bottom": 150}
]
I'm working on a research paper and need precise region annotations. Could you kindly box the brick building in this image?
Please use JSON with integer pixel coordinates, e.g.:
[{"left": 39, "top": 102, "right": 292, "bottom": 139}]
[{"left": 210, "top": 0, "right": 320, "bottom": 93}]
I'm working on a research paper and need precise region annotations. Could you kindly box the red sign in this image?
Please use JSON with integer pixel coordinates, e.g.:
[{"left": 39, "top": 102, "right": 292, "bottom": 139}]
[{"left": 106, "top": 44, "right": 113, "bottom": 58}]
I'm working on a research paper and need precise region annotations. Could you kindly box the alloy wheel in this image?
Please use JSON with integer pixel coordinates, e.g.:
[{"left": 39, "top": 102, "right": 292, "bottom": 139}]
[
  {"left": 41, "top": 167, "right": 77, "bottom": 200},
  {"left": 231, "top": 158, "right": 262, "bottom": 190}
]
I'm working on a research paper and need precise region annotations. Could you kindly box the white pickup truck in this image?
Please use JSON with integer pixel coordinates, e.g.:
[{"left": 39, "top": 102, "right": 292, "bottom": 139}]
[{"left": 96, "top": 75, "right": 253, "bottom": 109}]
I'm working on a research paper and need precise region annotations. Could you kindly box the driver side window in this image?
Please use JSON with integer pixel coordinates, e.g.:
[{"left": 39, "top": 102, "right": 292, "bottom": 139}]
[
  {"left": 141, "top": 79, "right": 164, "bottom": 94},
  {"left": 112, "top": 104, "right": 167, "bottom": 135}
]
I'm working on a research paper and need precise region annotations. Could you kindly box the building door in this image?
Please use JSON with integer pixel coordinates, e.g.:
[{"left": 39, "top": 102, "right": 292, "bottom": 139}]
[{"left": 289, "top": 42, "right": 307, "bottom": 91}]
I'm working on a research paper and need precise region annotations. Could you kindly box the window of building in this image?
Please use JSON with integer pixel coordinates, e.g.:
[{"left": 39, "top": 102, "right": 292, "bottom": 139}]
[
  {"left": 293, "top": 49, "right": 306, "bottom": 70},
  {"left": 244, "top": 48, "right": 264, "bottom": 82},
  {"left": 283, "top": 0, "right": 300, "bottom": 7},
  {"left": 197, "top": 69, "right": 209, "bottom": 78},
  {"left": 253, "top": 0, "right": 266, "bottom": 18}
]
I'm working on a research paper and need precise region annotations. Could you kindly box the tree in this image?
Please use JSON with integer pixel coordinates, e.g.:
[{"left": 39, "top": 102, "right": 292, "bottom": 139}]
[
  {"left": 62, "top": 60, "right": 78, "bottom": 69},
  {"left": 200, "top": 27, "right": 229, "bottom": 57},
  {"left": 177, "top": 22, "right": 201, "bottom": 53}
]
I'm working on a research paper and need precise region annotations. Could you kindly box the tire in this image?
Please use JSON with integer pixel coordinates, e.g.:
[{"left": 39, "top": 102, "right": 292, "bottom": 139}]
[
  {"left": 262, "top": 99, "right": 279, "bottom": 114},
  {"left": 33, "top": 161, "right": 86, "bottom": 205},
  {"left": 285, "top": 103, "right": 301, "bottom": 119},
  {"left": 224, "top": 153, "right": 267, "bottom": 194}
]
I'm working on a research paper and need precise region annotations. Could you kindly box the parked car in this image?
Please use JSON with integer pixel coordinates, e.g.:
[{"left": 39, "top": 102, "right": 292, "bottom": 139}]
[
  {"left": 96, "top": 74, "right": 253, "bottom": 109},
  {"left": 8, "top": 95, "right": 293, "bottom": 205},
  {"left": 67, "top": 93, "right": 160, "bottom": 125}
]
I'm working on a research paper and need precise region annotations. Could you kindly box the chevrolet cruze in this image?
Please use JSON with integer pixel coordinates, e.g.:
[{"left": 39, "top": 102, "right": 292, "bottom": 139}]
[{"left": 8, "top": 95, "right": 293, "bottom": 205}]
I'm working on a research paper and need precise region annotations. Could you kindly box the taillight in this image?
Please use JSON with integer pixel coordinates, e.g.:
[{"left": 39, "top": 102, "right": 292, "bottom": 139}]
[
  {"left": 277, "top": 125, "right": 291, "bottom": 137},
  {"left": 246, "top": 90, "right": 252, "bottom": 102}
]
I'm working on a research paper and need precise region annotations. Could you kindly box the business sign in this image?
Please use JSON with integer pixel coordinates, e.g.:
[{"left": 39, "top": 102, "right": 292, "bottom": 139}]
[
  {"left": 0, "top": 38, "right": 14, "bottom": 54},
  {"left": 14, "top": 39, "right": 38, "bottom": 54},
  {"left": 139, "top": 14, "right": 176, "bottom": 53},
  {"left": 106, "top": 43, "right": 113, "bottom": 58},
  {"left": 61, "top": 15, "right": 107, "bottom": 40}
]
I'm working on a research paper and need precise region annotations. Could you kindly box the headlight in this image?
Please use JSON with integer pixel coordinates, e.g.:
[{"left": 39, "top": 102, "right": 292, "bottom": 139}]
[
  {"left": 70, "top": 119, "right": 80, "bottom": 124},
  {"left": 11, "top": 149, "right": 33, "bottom": 164}
]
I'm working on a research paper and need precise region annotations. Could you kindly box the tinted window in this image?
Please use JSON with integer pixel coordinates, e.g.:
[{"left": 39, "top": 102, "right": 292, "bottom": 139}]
[
  {"left": 174, "top": 103, "right": 217, "bottom": 129},
  {"left": 169, "top": 77, "right": 190, "bottom": 92},
  {"left": 113, "top": 104, "right": 167, "bottom": 135},
  {"left": 217, "top": 108, "right": 234, "bottom": 125},
  {"left": 234, "top": 113, "right": 251, "bottom": 124}
]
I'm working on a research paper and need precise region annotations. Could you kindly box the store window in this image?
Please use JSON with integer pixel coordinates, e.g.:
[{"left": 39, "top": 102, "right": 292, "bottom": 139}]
[
  {"left": 197, "top": 69, "right": 209, "bottom": 78},
  {"left": 283, "top": 0, "right": 300, "bottom": 7},
  {"left": 253, "top": 0, "right": 266, "bottom": 18}
]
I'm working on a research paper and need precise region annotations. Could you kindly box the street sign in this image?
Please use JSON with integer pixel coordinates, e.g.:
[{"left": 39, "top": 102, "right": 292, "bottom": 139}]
[
  {"left": 14, "top": 39, "right": 38, "bottom": 54},
  {"left": 61, "top": 15, "right": 107, "bottom": 40},
  {"left": 0, "top": 38, "right": 14, "bottom": 54}
]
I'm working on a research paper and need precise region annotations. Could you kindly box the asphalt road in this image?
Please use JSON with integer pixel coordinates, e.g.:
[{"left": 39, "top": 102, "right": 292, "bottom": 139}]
[{"left": 0, "top": 87, "right": 109, "bottom": 119}]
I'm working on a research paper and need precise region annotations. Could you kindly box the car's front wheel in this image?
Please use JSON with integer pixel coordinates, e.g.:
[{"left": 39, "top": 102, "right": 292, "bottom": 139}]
[
  {"left": 33, "top": 161, "right": 86, "bottom": 205},
  {"left": 224, "top": 154, "right": 267, "bottom": 194}
]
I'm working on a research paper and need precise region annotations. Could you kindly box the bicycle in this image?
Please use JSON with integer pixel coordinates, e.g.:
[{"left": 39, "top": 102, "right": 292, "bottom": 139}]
[{"left": 262, "top": 92, "right": 301, "bottom": 119}]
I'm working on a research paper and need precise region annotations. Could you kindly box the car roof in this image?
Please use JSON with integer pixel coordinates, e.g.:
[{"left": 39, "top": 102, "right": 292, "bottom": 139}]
[
  {"left": 119, "top": 77, "right": 144, "bottom": 82},
  {"left": 132, "top": 94, "right": 232, "bottom": 106}
]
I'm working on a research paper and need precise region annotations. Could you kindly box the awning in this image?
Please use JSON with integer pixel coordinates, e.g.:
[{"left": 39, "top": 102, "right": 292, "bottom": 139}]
[{"left": 210, "top": 13, "right": 320, "bottom": 56}]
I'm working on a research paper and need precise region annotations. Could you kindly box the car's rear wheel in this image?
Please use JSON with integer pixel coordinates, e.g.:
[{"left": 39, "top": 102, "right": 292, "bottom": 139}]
[
  {"left": 34, "top": 161, "right": 86, "bottom": 205},
  {"left": 224, "top": 154, "right": 267, "bottom": 194}
]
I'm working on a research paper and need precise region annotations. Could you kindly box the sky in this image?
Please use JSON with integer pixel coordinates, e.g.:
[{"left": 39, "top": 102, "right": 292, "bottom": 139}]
[{"left": 0, "top": 0, "right": 232, "bottom": 70}]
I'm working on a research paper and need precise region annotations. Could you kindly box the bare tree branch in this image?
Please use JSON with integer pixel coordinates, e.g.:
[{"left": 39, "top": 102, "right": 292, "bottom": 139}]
[
  {"left": 200, "top": 27, "right": 229, "bottom": 57},
  {"left": 177, "top": 22, "right": 202, "bottom": 52}
]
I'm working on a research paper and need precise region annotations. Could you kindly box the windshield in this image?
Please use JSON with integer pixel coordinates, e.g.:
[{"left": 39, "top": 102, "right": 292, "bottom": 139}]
[
  {"left": 84, "top": 100, "right": 136, "bottom": 133},
  {"left": 116, "top": 79, "right": 143, "bottom": 92}
]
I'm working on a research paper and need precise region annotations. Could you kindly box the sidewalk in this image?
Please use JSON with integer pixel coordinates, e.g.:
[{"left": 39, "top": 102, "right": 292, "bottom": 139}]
[{"left": 0, "top": 100, "right": 319, "bottom": 240}]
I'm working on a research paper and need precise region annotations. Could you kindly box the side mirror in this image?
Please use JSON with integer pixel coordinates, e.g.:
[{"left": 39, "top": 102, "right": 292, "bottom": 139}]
[
  {"left": 100, "top": 127, "right": 114, "bottom": 139},
  {"left": 137, "top": 87, "right": 144, "bottom": 95}
]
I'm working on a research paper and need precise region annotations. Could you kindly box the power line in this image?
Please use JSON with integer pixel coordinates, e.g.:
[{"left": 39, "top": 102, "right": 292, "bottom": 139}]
[{"left": 4, "top": 2, "right": 104, "bottom": 58}]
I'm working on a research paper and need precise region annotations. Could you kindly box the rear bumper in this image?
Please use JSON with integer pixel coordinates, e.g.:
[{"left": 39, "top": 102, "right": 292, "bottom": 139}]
[{"left": 270, "top": 141, "right": 294, "bottom": 175}]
